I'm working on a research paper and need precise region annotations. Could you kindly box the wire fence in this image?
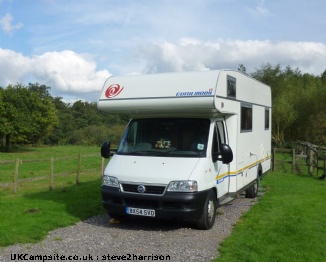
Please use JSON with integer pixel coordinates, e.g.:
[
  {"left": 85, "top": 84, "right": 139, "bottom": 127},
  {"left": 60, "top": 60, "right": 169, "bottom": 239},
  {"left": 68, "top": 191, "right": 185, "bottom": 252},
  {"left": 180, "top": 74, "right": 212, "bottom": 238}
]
[
  {"left": 272, "top": 140, "right": 326, "bottom": 178},
  {"left": 2, "top": 140, "right": 325, "bottom": 194},
  {"left": 0, "top": 153, "right": 107, "bottom": 193}
]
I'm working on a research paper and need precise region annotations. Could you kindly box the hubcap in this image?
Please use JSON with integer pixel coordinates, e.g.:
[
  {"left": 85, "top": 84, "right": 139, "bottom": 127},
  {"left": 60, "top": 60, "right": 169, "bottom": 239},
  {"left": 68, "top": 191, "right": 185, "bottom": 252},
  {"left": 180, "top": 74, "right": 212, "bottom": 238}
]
[
  {"left": 207, "top": 198, "right": 214, "bottom": 221},
  {"left": 254, "top": 180, "right": 258, "bottom": 194}
]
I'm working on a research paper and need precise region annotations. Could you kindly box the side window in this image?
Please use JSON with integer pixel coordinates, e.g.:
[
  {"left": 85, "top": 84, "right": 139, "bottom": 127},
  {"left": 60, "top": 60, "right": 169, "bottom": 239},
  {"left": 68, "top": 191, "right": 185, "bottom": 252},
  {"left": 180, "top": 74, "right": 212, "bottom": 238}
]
[
  {"left": 227, "top": 75, "right": 236, "bottom": 99},
  {"left": 216, "top": 121, "right": 226, "bottom": 144},
  {"left": 212, "top": 122, "right": 226, "bottom": 156},
  {"left": 212, "top": 129, "right": 219, "bottom": 155},
  {"left": 241, "top": 103, "right": 252, "bottom": 132},
  {"left": 265, "top": 108, "right": 270, "bottom": 129}
]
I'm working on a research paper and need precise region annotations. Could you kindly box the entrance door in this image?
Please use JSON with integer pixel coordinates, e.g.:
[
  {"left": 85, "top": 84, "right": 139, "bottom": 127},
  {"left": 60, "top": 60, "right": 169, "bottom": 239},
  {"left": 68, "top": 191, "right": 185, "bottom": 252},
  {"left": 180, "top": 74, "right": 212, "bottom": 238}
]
[{"left": 211, "top": 121, "right": 230, "bottom": 198}]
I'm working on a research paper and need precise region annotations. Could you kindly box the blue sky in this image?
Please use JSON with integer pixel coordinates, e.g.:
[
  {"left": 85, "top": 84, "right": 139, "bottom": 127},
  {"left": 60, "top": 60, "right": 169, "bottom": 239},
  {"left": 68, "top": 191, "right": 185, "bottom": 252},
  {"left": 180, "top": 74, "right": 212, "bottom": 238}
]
[{"left": 1, "top": 0, "right": 326, "bottom": 102}]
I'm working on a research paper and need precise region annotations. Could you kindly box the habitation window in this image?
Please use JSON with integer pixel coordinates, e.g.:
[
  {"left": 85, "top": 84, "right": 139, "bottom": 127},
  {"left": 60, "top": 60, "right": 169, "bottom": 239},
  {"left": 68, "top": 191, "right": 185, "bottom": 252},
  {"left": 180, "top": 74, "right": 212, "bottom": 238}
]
[
  {"left": 227, "top": 75, "right": 236, "bottom": 99},
  {"left": 241, "top": 103, "right": 252, "bottom": 132},
  {"left": 265, "top": 108, "right": 270, "bottom": 129}
]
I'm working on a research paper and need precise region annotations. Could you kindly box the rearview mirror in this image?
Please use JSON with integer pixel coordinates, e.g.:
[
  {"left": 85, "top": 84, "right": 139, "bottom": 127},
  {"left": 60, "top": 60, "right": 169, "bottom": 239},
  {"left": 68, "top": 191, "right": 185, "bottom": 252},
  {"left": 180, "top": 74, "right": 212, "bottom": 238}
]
[
  {"left": 212, "top": 144, "right": 233, "bottom": 164},
  {"left": 220, "top": 144, "right": 233, "bottom": 164},
  {"left": 101, "top": 141, "right": 111, "bottom": 158}
]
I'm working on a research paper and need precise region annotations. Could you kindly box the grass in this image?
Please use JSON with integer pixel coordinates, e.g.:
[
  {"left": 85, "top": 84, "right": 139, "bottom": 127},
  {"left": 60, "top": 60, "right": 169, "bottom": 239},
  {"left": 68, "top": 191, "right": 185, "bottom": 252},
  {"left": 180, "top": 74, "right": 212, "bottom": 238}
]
[
  {"left": 215, "top": 170, "right": 326, "bottom": 261},
  {"left": 0, "top": 145, "right": 105, "bottom": 183},
  {"left": 0, "top": 177, "right": 104, "bottom": 247},
  {"left": 1, "top": 146, "right": 326, "bottom": 261},
  {"left": 0, "top": 146, "right": 106, "bottom": 247},
  {"left": 0, "top": 145, "right": 100, "bottom": 159}
]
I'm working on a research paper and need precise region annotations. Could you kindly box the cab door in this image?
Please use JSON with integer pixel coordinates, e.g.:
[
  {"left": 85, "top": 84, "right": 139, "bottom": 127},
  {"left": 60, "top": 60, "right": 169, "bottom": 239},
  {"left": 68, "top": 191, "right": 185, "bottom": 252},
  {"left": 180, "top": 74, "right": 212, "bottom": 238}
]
[{"left": 211, "top": 121, "right": 230, "bottom": 198}]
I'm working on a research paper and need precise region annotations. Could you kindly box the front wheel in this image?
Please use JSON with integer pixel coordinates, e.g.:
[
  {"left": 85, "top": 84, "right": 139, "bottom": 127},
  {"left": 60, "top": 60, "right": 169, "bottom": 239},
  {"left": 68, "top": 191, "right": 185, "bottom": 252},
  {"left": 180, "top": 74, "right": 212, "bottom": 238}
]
[{"left": 196, "top": 190, "right": 217, "bottom": 230}]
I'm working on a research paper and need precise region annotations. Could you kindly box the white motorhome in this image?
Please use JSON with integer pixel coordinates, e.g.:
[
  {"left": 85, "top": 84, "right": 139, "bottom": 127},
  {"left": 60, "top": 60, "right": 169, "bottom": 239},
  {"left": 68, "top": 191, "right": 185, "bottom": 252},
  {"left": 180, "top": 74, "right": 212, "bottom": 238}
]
[{"left": 98, "top": 69, "right": 271, "bottom": 229}]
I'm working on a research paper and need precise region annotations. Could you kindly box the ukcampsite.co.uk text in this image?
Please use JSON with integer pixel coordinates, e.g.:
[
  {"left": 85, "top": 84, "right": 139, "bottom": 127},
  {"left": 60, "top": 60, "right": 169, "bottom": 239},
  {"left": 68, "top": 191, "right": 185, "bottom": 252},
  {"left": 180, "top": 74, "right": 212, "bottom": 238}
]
[{"left": 10, "top": 253, "right": 172, "bottom": 261}]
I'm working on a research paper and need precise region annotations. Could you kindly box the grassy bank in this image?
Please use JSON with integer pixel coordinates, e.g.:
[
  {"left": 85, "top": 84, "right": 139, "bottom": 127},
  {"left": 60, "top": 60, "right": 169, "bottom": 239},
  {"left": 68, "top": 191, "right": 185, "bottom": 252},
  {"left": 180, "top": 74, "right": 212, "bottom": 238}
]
[
  {"left": 0, "top": 176, "right": 104, "bottom": 247},
  {"left": 0, "top": 146, "right": 105, "bottom": 247},
  {"left": 0, "top": 145, "right": 104, "bottom": 183},
  {"left": 216, "top": 172, "right": 326, "bottom": 262},
  {"left": 2, "top": 146, "right": 325, "bottom": 259}
]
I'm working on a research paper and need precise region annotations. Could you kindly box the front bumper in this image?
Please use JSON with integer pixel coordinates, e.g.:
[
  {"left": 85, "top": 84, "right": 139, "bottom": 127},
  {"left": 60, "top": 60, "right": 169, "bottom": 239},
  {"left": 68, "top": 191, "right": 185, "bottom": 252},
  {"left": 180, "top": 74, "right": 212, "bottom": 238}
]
[{"left": 101, "top": 186, "right": 210, "bottom": 220}]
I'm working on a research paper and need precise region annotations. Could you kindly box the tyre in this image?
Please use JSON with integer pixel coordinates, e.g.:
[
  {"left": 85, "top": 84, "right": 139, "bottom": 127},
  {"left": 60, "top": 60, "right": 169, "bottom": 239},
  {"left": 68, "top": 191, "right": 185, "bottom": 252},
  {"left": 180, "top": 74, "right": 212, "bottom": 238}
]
[
  {"left": 245, "top": 178, "right": 258, "bottom": 198},
  {"left": 196, "top": 190, "right": 217, "bottom": 230}
]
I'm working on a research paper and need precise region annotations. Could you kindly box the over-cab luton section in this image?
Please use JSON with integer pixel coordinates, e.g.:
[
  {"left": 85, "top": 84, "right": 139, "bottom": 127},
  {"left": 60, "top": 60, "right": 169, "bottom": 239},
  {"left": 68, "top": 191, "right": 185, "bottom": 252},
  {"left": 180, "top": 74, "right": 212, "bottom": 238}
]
[{"left": 97, "top": 69, "right": 271, "bottom": 229}]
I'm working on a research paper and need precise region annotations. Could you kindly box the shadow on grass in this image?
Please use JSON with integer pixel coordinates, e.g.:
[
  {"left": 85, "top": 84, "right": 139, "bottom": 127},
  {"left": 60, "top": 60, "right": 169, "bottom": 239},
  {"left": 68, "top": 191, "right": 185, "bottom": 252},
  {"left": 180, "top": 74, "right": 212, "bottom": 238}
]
[{"left": 24, "top": 179, "right": 104, "bottom": 220}]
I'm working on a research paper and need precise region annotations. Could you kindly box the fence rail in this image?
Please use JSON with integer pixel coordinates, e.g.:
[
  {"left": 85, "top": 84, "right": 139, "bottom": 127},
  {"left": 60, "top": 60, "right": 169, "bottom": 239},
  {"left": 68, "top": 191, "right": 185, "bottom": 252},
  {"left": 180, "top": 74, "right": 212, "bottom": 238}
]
[
  {"left": 2, "top": 141, "right": 325, "bottom": 194},
  {"left": 0, "top": 153, "right": 106, "bottom": 193},
  {"left": 272, "top": 141, "right": 326, "bottom": 177}
]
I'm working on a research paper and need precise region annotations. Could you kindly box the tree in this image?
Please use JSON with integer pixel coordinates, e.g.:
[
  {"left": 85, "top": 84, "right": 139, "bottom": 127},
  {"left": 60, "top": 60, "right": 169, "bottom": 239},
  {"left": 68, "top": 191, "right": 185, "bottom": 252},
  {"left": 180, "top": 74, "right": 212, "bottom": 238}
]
[
  {"left": 45, "top": 97, "right": 76, "bottom": 145},
  {"left": 238, "top": 64, "right": 247, "bottom": 74},
  {"left": 272, "top": 94, "right": 297, "bottom": 145},
  {"left": 251, "top": 64, "right": 326, "bottom": 145},
  {"left": 0, "top": 87, "right": 6, "bottom": 147},
  {"left": 1, "top": 83, "right": 58, "bottom": 150}
]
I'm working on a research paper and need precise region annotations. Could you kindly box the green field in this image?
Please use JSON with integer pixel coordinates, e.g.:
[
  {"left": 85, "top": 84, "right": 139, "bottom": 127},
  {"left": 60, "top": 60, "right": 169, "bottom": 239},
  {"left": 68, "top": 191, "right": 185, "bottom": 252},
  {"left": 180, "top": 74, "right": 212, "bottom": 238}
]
[
  {"left": 0, "top": 146, "right": 106, "bottom": 247},
  {"left": 215, "top": 170, "right": 326, "bottom": 261},
  {"left": 1, "top": 146, "right": 326, "bottom": 262},
  {"left": 0, "top": 177, "right": 104, "bottom": 246},
  {"left": 0, "top": 145, "right": 107, "bottom": 187}
]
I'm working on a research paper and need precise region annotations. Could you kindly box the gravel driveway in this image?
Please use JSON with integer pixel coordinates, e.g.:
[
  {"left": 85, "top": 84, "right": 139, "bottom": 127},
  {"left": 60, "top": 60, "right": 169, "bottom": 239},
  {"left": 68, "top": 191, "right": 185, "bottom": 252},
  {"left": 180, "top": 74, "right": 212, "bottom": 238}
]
[{"left": 1, "top": 195, "right": 258, "bottom": 262}]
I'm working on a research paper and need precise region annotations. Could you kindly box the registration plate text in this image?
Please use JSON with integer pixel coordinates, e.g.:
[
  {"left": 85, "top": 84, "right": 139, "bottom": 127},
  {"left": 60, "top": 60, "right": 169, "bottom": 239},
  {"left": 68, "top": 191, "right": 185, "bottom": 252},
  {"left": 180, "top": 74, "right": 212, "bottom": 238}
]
[{"left": 126, "top": 207, "right": 155, "bottom": 217}]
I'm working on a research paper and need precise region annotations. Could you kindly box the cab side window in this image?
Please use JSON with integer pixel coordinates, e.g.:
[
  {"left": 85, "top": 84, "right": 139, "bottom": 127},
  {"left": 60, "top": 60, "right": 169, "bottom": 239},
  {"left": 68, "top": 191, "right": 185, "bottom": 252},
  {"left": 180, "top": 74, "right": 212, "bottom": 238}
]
[
  {"left": 212, "top": 121, "right": 226, "bottom": 157},
  {"left": 216, "top": 121, "right": 226, "bottom": 144}
]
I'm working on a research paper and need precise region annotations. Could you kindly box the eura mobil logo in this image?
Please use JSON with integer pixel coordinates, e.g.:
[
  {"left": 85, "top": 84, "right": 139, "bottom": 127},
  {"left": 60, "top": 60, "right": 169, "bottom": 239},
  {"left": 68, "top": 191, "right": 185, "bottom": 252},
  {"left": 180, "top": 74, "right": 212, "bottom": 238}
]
[
  {"left": 176, "top": 88, "right": 213, "bottom": 97},
  {"left": 105, "top": 84, "right": 124, "bottom": 98}
]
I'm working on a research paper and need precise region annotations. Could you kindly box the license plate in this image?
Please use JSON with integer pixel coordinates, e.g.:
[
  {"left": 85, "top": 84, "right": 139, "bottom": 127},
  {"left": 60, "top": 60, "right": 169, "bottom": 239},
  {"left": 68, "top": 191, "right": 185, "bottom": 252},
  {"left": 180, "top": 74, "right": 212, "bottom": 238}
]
[{"left": 126, "top": 207, "right": 155, "bottom": 217}]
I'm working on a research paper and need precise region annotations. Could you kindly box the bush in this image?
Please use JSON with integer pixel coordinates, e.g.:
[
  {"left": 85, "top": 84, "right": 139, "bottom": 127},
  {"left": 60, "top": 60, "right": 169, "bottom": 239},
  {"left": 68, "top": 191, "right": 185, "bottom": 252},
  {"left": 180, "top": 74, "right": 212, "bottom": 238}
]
[{"left": 68, "top": 125, "right": 126, "bottom": 146}]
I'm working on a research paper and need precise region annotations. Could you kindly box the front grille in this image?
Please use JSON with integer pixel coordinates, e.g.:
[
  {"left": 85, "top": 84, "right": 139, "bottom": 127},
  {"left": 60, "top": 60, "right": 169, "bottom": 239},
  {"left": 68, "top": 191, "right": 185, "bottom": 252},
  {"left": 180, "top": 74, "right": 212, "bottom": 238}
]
[{"left": 121, "top": 183, "right": 166, "bottom": 195}]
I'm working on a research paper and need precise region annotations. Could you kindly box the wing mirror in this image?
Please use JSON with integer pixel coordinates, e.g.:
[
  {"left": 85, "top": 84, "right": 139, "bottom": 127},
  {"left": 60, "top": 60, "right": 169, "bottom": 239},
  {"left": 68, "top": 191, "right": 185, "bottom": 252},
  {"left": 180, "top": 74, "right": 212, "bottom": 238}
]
[
  {"left": 101, "top": 141, "right": 112, "bottom": 158},
  {"left": 212, "top": 144, "right": 233, "bottom": 164}
]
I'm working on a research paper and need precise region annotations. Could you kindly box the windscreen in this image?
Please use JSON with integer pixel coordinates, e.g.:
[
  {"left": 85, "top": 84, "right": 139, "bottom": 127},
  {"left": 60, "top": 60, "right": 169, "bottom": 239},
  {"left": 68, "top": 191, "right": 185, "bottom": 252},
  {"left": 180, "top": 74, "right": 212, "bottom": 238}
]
[{"left": 117, "top": 118, "right": 210, "bottom": 157}]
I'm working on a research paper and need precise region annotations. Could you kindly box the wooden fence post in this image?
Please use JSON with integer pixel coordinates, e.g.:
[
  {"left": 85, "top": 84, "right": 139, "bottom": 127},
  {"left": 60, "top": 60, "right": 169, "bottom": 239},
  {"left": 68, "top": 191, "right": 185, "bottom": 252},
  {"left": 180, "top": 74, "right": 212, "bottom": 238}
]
[
  {"left": 272, "top": 148, "right": 276, "bottom": 171},
  {"left": 50, "top": 157, "right": 54, "bottom": 190},
  {"left": 76, "top": 153, "right": 81, "bottom": 184},
  {"left": 101, "top": 157, "right": 105, "bottom": 177},
  {"left": 308, "top": 148, "right": 314, "bottom": 175},
  {"left": 292, "top": 149, "right": 295, "bottom": 173},
  {"left": 13, "top": 158, "right": 19, "bottom": 194}
]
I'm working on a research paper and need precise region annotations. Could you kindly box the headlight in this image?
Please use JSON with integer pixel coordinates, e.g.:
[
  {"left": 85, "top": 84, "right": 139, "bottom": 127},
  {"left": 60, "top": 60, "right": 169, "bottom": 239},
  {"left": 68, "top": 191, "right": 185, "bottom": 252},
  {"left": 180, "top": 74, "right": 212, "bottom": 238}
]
[
  {"left": 167, "top": 180, "right": 198, "bottom": 192},
  {"left": 102, "top": 175, "right": 120, "bottom": 187}
]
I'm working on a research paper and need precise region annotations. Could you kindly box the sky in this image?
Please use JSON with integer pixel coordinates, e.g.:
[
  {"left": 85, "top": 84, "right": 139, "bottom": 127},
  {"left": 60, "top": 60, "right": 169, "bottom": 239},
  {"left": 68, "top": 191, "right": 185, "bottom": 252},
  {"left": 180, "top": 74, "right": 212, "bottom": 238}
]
[{"left": 1, "top": 0, "right": 326, "bottom": 102}]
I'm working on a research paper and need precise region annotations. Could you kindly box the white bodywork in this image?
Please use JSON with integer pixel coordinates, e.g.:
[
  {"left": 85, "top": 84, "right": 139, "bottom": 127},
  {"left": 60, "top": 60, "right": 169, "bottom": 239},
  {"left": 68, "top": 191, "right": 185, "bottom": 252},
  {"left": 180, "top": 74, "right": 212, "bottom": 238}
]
[{"left": 98, "top": 69, "right": 271, "bottom": 202}]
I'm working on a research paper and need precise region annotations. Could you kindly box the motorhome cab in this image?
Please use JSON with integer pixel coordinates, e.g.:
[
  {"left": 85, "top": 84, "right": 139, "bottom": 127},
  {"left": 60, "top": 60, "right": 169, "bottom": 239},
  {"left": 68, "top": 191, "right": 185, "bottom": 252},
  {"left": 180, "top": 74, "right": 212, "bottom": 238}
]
[{"left": 98, "top": 70, "right": 271, "bottom": 230}]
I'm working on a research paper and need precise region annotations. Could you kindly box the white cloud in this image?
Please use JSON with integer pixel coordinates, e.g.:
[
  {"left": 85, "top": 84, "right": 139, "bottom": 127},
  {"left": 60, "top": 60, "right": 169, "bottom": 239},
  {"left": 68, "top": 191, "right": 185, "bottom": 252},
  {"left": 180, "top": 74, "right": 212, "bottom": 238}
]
[
  {"left": 1, "top": 39, "right": 326, "bottom": 102},
  {"left": 0, "top": 13, "right": 23, "bottom": 35},
  {"left": 31, "top": 51, "right": 110, "bottom": 93},
  {"left": 136, "top": 39, "right": 326, "bottom": 75},
  {"left": 0, "top": 49, "right": 30, "bottom": 84},
  {"left": 0, "top": 49, "right": 111, "bottom": 100}
]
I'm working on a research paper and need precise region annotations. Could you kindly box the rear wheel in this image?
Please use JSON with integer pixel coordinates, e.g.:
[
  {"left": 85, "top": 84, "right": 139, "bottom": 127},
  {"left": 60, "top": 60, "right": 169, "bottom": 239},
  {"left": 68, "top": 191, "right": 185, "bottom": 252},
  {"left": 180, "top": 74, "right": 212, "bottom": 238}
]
[
  {"left": 196, "top": 190, "right": 217, "bottom": 230},
  {"left": 245, "top": 178, "right": 259, "bottom": 198}
]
